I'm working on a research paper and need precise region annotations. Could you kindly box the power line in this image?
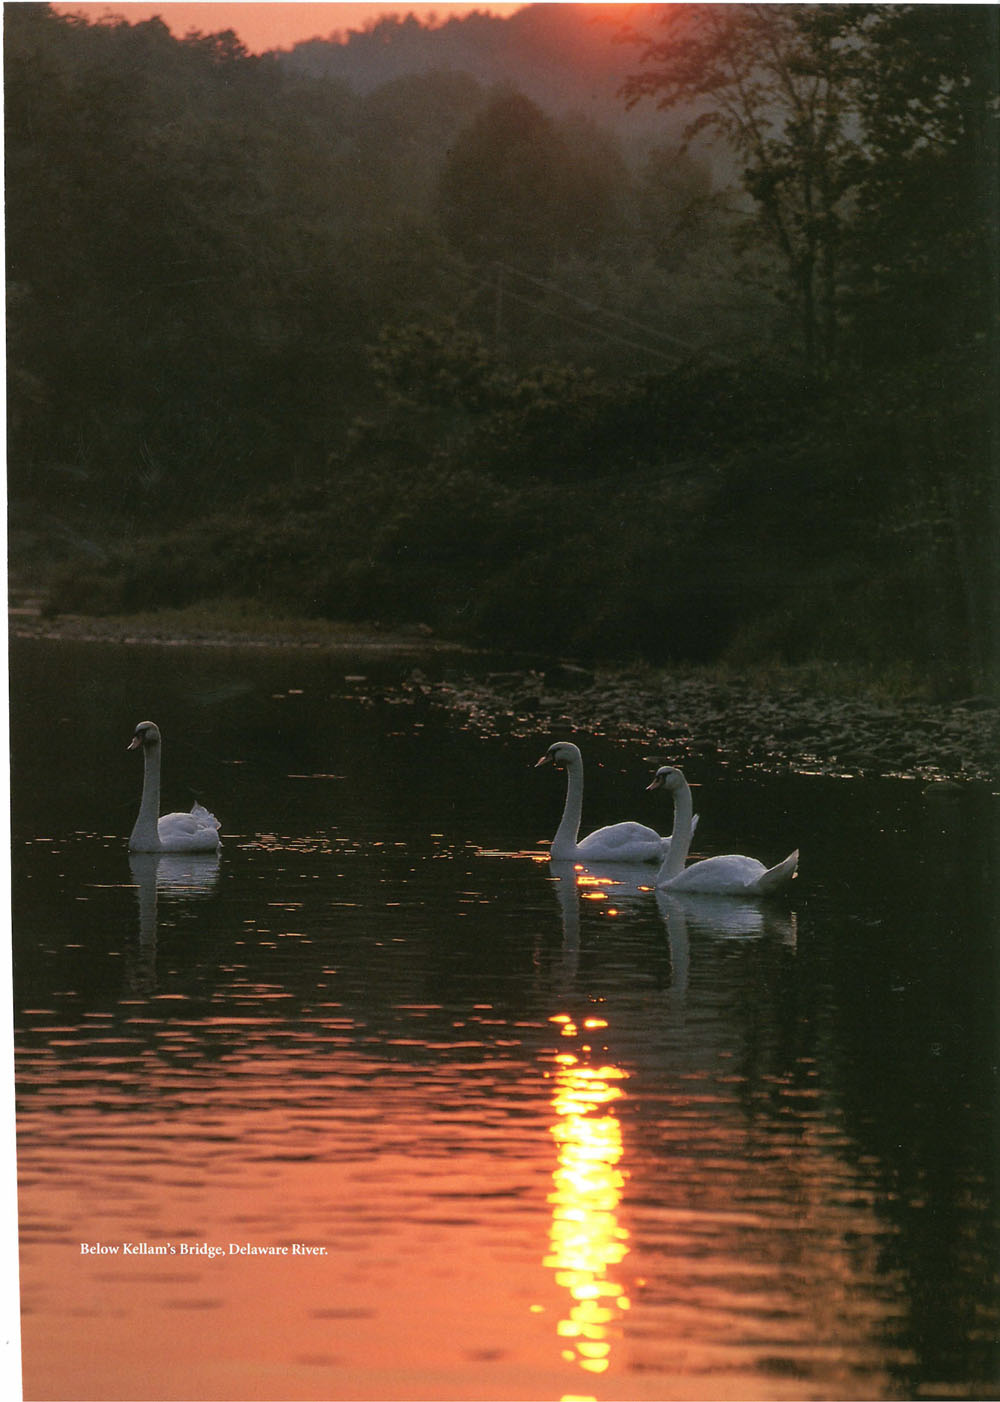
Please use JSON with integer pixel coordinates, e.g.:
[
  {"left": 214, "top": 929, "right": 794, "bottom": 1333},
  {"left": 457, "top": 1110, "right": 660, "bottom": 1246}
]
[
  {"left": 496, "top": 260, "right": 698, "bottom": 350},
  {"left": 442, "top": 256, "right": 688, "bottom": 363}
]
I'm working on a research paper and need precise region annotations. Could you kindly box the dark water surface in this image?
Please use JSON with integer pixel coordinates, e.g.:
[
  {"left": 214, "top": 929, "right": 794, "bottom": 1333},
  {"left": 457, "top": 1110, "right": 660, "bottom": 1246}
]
[{"left": 10, "top": 637, "right": 999, "bottom": 1401}]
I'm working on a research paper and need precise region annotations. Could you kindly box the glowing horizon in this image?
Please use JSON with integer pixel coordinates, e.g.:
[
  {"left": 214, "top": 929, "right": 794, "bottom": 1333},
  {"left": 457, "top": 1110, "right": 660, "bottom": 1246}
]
[{"left": 50, "top": 1, "right": 528, "bottom": 54}]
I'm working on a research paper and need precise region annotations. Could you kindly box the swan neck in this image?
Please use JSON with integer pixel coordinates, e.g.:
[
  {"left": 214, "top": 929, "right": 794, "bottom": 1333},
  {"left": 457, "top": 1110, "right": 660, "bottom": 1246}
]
[
  {"left": 130, "top": 742, "right": 163, "bottom": 851},
  {"left": 550, "top": 755, "right": 583, "bottom": 859},
  {"left": 656, "top": 779, "right": 694, "bottom": 883}
]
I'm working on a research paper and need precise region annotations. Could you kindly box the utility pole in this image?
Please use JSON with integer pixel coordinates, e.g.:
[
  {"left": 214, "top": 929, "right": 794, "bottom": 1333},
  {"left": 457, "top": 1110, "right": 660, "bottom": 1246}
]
[{"left": 493, "top": 262, "right": 504, "bottom": 354}]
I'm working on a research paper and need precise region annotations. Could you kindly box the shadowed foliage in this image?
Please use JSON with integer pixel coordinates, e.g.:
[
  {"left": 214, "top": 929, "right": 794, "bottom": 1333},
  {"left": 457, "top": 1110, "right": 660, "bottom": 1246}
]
[{"left": 7, "top": 2, "right": 998, "bottom": 692}]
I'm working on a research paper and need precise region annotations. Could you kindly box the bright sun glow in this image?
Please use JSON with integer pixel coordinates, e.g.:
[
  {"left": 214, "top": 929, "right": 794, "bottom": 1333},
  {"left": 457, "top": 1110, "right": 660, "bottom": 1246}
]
[{"left": 544, "top": 1035, "right": 631, "bottom": 1379}]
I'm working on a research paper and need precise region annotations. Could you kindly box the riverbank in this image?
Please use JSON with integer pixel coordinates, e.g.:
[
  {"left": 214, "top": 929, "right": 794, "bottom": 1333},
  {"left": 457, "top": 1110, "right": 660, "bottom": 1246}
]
[
  {"left": 406, "top": 666, "right": 999, "bottom": 785},
  {"left": 10, "top": 606, "right": 998, "bottom": 784},
  {"left": 8, "top": 602, "right": 472, "bottom": 656}
]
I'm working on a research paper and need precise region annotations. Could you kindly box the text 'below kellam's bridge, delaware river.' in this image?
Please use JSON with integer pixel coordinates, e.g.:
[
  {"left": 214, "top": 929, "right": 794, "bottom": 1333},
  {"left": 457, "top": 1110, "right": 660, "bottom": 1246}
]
[{"left": 79, "top": 1242, "right": 329, "bottom": 1258}]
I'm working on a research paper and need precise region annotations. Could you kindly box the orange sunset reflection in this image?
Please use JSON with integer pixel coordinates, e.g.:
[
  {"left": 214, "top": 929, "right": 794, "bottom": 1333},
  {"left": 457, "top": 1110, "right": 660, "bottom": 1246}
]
[{"left": 544, "top": 1016, "right": 631, "bottom": 1382}]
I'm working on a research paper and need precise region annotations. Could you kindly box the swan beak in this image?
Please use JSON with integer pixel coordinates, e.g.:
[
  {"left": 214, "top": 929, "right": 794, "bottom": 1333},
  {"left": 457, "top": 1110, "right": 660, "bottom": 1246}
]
[
  {"left": 535, "top": 755, "right": 552, "bottom": 768},
  {"left": 646, "top": 775, "right": 663, "bottom": 791},
  {"left": 127, "top": 737, "right": 142, "bottom": 751}
]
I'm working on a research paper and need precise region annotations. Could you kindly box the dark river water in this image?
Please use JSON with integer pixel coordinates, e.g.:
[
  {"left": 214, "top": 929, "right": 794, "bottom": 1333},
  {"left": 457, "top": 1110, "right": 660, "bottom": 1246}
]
[{"left": 9, "top": 636, "right": 999, "bottom": 1402}]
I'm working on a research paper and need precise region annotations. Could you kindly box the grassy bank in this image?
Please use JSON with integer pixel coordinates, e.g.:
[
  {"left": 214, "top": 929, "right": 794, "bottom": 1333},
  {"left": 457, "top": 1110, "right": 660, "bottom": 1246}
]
[
  {"left": 10, "top": 597, "right": 472, "bottom": 654},
  {"left": 10, "top": 593, "right": 942, "bottom": 704}
]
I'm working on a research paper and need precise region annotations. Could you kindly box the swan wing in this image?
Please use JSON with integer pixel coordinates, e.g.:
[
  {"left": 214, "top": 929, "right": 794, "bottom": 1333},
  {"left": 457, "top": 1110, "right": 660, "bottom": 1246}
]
[
  {"left": 664, "top": 850, "right": 797, "bottom": 896},
  {"left": 157, "top": 806, "right": 222, "bottom": 852},
  {"left": 577, "top": 820, "right": 665, "bottom": 863},
  {"left": 663, "top": 854, "right": 768, "bottom": 894}
]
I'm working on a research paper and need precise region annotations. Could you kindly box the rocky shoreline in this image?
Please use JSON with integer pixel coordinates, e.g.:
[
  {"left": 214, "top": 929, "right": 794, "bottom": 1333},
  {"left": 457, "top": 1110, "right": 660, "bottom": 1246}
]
[
  {"left": 11, "top": 610, "right": 998, "bottom": 783},
  {"left": 404, "top": 666, "right": 999, "bottom": 785}
]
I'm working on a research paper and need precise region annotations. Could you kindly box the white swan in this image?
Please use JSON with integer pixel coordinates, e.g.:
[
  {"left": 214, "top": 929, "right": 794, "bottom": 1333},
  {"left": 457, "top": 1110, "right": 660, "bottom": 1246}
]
[
  {"left": 536, "top": 741, "right": 696, "bottom": 862},
  {"left": 647, "top": 766, "right": 797, "bottom": 895},
  {"left": 127, "top": 721, "right": 222, "bottom": 853}
]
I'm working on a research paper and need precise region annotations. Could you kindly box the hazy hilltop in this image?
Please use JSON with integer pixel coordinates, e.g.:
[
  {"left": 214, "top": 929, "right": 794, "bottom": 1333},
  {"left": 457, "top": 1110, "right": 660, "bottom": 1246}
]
[{"left": 280, "top": 3, "right": 674, "bottom": 140}]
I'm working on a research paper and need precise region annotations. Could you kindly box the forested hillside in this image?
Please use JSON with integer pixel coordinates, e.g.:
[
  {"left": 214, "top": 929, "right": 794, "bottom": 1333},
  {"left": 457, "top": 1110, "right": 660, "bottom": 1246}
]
[
  {"left": 282, "top": 4, "right": 682, "bottom": 148},
  {"left": 6, "top": 3, "right": 998, "bottom": 691}
]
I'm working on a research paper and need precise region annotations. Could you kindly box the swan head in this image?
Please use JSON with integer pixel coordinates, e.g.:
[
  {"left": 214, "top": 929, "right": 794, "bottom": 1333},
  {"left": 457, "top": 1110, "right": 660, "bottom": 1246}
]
[
  {"left": 646, "top": 765, "right": 686, "bottom": 793},
  {"left": 535, "top": 741, "right": 582, "bottom": 770},
  {"left": 128, "top": 721, "right": 162, "bottom": 752}
]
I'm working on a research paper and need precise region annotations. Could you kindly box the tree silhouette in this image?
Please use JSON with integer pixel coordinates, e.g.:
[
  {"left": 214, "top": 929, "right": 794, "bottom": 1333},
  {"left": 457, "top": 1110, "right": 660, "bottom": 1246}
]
[
  {"left": 438, "top": 89, "right": 570, "bottom": 270},
  {"left": 623, "top": 3, "right": 862, "bottom": 375}
]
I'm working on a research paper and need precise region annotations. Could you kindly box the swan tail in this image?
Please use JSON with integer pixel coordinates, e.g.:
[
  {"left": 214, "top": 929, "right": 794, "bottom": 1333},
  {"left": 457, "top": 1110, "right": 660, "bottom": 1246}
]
[{"left": 755, "top": 849, "right": 798, "bottom": 894}]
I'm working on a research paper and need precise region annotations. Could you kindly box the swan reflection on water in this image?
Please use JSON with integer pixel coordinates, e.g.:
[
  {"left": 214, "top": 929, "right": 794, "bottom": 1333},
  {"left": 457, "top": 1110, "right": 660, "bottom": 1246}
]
[
  {"left": 127, "top": 851, "right": 221, "bottom": 989},
  {"left": 546, "top": 859, "right": 657, "bottom": 980},
  {"left": 650, "top": 894, "right": 797, "bottom": 1006},
  {"left": 545, "top": 859, "right": 796, "bottom": 1000},
  {"left": 655, "top": 890, "right": 798, "bottom": 945},
  {"left": 546, "top": 862, "right": 797, "bottom": 940}
]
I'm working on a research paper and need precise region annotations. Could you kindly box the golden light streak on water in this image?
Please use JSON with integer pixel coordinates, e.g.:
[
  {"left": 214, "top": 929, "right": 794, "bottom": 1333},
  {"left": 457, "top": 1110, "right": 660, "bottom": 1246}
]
[{"left": 544, "top": 1029, "right": 631, "bottom": 1381}]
